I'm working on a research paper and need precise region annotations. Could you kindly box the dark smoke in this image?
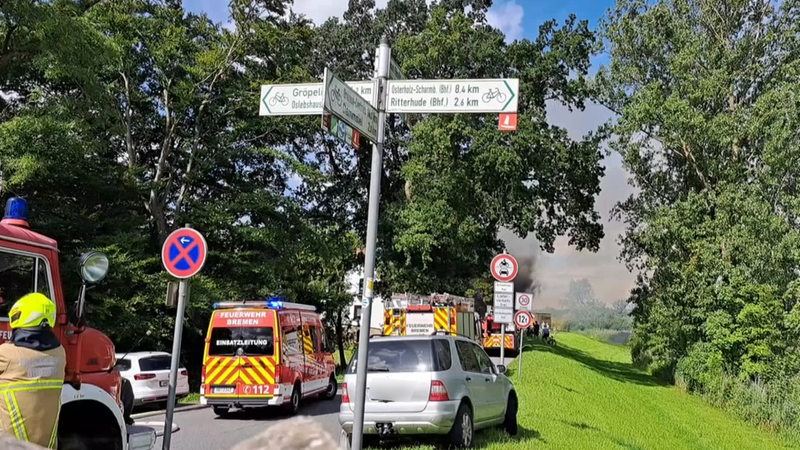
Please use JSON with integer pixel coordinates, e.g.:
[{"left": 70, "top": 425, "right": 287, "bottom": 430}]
[{"left": 498, "top": 228, "right": 541, "bottom": 297}]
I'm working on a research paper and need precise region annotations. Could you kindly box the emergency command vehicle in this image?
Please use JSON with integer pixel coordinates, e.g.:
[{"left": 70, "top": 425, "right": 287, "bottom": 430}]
[{"left": 201, "top": 299, "right": 337, "bottom": 416}]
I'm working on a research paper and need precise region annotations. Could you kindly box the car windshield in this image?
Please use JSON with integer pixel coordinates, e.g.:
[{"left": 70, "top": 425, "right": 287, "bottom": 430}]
[
  {"left": 208, "top": 327, "right": 274, "bottom": 356},
  {"left": 347, "top": 339, "right": 446, "bottom": 373},
  {"left": 139, "top": 355, "right": 172, "bottom": 371}
]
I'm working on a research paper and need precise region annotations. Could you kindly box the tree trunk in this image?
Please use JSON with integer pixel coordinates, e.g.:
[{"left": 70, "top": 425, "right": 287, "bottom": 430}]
[{"left": 335, "top": 310, "right": 347, "bottom": 370}]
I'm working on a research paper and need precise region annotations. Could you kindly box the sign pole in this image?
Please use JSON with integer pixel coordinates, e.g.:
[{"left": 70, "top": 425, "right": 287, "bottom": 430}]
[
  {"left": 351, "top": 35, "right": 390, "bottom": 450},
  {"left": 500, "top": 326, "right": 506, "bottom": 366},
  {"left": 160, "top": 225, "right": 207, "bottom": 450},
  {"left": 518, "top": 328, "right": 524, "bottom": 376},
  {"left": 162, "top": 277, "right": 187, "bottom": 450}
]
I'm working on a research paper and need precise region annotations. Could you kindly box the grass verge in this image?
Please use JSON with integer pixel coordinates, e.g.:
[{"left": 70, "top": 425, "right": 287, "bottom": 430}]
[{"left": 364, "top": 333, "right": 797, "bottom": 449}]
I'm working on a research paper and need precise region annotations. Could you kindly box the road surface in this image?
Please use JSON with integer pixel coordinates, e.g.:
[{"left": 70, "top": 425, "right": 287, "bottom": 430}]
[{"left": 141, "top": 396, "right": 342, "bottom": 450}]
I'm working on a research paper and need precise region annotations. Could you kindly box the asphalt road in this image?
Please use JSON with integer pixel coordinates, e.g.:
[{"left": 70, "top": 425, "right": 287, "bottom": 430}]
[{"left": 140, "top": 396, "right": 343, "bottom": 450}]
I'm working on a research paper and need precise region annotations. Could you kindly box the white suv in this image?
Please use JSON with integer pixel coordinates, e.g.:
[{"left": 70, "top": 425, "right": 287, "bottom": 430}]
[
  {"left": 339, "top": 333, "right": 518, "bottom": 448},
  {"left": 116, "top": 351, "right": 190, "bottom": 406}
]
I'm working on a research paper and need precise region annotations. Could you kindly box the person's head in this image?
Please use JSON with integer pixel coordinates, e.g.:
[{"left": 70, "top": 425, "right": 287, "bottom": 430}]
[{"left": 9, "top": 292, "right": 57, "bottom": 330}]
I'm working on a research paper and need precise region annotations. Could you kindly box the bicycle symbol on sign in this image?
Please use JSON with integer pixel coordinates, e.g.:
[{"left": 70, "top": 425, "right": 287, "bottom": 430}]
[
  {"left": 269, "top": 92, "right": 289, "bottom": 107},
  {"left": 330, "top": 85, "right": 343, "bottom": 106},
  {"left": 482, "top": 88, "right": 507, "bottom": 104}
]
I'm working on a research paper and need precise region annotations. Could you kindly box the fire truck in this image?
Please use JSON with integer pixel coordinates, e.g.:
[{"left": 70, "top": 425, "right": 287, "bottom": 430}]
[
  {"left": 0, "top": 197, "right": 156, "bottom": 450},
  {"left": 382, "top": 293, "right": 481, "bottom": 342},
  {"left": 481, "top": 311, "right": 521, "bottom": 355}
]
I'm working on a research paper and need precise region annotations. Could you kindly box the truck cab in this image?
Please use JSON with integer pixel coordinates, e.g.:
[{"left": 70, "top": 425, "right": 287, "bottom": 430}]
[{"left": 0, "top": 197, "right": 155, "bottom": 450}]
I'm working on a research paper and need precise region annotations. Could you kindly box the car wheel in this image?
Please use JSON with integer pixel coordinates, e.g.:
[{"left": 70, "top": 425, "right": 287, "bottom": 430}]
[
  {"left": 213, "top": 405, "right": 230, "bottom": 417},
  {"left": 285, "top": 383, "right": 301, "bottom": 415},
  {"left": 503, "top": 392, "right": 518, "bottom": 436},
  {"left": 447, "top": 402, "right": 474, "bottom": 448},
  {"left": 320, "top": 375, "right": 337, "bottom": 400}
]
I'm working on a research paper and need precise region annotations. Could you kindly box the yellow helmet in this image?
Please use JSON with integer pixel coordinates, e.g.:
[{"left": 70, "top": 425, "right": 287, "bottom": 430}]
[{"left": 9, "top": 293, "right": 57, "bottom": 329}]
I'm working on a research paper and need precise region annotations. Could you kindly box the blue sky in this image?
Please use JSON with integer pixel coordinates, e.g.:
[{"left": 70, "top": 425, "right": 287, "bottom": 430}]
[{"left": 182, "top": 0, "right": 634, "bottom": 307}]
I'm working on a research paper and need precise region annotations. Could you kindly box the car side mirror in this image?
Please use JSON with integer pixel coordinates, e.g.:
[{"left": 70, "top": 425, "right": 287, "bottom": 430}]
[{"left": 496, "top": 365, "right": 507, "bottom": 374}]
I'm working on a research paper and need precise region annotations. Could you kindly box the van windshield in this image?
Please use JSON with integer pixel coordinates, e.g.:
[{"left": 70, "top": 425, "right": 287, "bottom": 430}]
[{"left": 209, "top": 327, "right": 274, "bottom": 356}]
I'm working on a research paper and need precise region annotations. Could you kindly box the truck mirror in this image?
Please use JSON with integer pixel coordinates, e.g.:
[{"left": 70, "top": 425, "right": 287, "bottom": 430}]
[{"left": 79, "top": 251, "right": 109, "bottom": 284}]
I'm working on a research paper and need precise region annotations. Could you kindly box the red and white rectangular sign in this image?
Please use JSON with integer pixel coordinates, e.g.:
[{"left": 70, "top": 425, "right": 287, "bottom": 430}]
[{"left": 498, "top": 113, "right": 518, "bottom": 131}]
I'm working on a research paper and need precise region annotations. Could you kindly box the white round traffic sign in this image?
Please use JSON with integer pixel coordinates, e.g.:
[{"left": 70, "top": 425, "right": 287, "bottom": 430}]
[
  {"left": 514, "top": 310, "right": 533, "bottom": 329},
  {"left": 517, "top": 294, "right": 530, "bottom": 307},
  {"left": 491, "top": 253, "right": 518, "bottom": 282}
]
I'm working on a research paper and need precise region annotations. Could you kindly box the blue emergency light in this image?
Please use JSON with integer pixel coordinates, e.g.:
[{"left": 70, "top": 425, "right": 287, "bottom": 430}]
[
  {"left": 212, "top": 297, "right": 316, "bottom": 311},
  {"left": 4, "top": 197, "right": 28, "bottom": 221}
]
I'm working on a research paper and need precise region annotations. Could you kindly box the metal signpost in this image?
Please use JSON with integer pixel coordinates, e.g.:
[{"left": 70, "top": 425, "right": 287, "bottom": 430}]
[
  {"left": 491, "top": 253, "right": 518, "bottom": 366},
  {"left": 514, "top": 310, "right": 533, "bottom": 375},
  {"left": 161, "top": 226, "right": 207, "bottom": 450},
  {"left": 257, "top": 36, "right": 519, "bottom": 450}
]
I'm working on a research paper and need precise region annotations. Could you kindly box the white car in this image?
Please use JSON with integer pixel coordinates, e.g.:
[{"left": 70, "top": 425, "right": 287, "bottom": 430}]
[{"left": 116, "top": 351, "right": 190, "bottom": 406}]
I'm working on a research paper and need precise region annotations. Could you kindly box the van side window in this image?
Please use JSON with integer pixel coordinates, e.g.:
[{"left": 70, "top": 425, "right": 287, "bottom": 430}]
[
  {"left": 306, "top": 325, "right": 320, "bottom": 354},
  {"left": 282, "top": 322, "right": 302, "bottom": 355},
  {"left": 0, "top": 251, "right": 52, "bottom": 319}
]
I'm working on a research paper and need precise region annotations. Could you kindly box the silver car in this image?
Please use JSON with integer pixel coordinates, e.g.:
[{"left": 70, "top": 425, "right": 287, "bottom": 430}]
[{"left": 338, "top": 333, "right": 518, "bottom": 448}]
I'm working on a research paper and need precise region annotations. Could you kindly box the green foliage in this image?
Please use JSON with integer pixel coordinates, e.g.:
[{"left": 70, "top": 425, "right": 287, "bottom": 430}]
[
  {"left": 0, "top": 0, "right": 607, "bottom": 389},
  {"left": 600, "top": 0, "right": 800, "bottom": 434}
]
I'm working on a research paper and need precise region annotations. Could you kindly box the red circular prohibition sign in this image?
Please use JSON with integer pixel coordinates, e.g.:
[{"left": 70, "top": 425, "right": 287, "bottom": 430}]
[
  {"left": 162, "top": 227, "right": 208, "bottom": 279},
  {"left": 490, "top": 253, "right": 518, "bottom": 282}
]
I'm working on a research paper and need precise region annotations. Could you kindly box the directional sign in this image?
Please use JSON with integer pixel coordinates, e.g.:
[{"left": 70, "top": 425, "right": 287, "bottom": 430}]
[
  {"left": 323, "top": 68, "right": 379, "bottom": 142},
  {"left": 161, "top": 227, "right": 207, "bottom": 279},
  {"left": 514, "top": 310, "right": 533, "bottom": 329},
  {"left": 491, "top": 253, "right": 519, "bottom": 282},
  {"left": 515, "top": 292, "right": 532, "bottom": 311},
  {"left": 386, "top": 78, "right": 519, "bottom": 114},
  {"left": 259, "top": 81, "right": 374, "bottom": 116}
]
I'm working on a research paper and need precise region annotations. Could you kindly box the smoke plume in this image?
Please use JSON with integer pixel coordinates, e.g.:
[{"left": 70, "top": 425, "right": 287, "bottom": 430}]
[{"left": 498, "top": 228, "right": 541, "bottom": 297}]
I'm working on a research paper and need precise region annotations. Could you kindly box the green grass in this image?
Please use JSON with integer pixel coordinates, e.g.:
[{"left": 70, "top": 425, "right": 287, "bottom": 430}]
[
  {"left": 366, "top": 333, "right": 798, "bottom": 449},
  {"left": 179, "top": 392, "right": 200, "bottom": 404},
  {"left": 335, "top": 346, "right": 354, "bottom": 382}
]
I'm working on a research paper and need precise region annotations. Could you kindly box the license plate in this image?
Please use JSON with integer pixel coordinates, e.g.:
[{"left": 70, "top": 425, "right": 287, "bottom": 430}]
[
  {"left": 212, "top": 386, "right": 235, "bottom": 394},
  {"left": 159, "top": 380, "right": 169, "bottom": 387}
]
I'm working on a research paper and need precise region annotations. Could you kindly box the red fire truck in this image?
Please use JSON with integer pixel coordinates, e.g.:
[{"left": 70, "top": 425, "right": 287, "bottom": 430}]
[
  {"left": 0, "top": 197, "right": 155, "bottom": 449},
  {"left": 481, "top": 312, "right": 520, "bottom": 355}
]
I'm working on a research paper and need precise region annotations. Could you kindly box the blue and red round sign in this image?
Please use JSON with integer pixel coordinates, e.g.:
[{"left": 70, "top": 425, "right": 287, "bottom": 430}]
[{"left": 161, "top": 227, "right": 207, "bottom": 279}]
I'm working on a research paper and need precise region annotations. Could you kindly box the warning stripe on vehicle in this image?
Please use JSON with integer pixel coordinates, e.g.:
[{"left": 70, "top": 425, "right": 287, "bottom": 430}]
[
  {"left": 434, "top": 308, "right": 449, "bottom": 331},
  {"left": 203, "top": 356, "right": 277, "bottom": 386},
  {"left": 383, "top": 310, "right": 393, "bottom": 335}
]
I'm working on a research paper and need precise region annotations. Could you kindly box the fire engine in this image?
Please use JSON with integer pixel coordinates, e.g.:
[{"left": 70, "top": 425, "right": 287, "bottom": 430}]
[
  {"left": 481, "top": 311, "right": 521, "bottom": 355},
  {"left": 201, "top": 299, "right": 337, "bottom": 416},
  {"left": 382, "top": 293, "right": 481, "bottom": 342},
  {"left": 0, "top": 197, "right": 156, "bottom": 449}
]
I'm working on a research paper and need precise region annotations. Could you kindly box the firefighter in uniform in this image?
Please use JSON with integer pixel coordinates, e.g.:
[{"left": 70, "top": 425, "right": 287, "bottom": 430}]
[{"left": 0, "top": 292, "right": 66, "bottom": 448}]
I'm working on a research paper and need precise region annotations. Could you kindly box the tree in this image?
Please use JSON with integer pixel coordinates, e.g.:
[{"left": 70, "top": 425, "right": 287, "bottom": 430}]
[
  {"left": 598, "top": 0, "right": 800, "bottom": 380},
  {"left": 566, "top": 278, "right": 599, "bottom": 308}
]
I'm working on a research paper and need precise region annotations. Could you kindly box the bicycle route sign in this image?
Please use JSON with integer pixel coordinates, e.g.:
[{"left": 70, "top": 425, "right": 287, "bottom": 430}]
[
  {"left": 259, "top": 81, "right": 374, "bottom": 116},
  {"left": 385, "top": 78, "right": 518, "bottom": 114},
  {"left": 161, "top": 227, "right": 207, "bottom": 279},
  {"left": 323, "top": 68, "right": 379, "bottom": 142}
]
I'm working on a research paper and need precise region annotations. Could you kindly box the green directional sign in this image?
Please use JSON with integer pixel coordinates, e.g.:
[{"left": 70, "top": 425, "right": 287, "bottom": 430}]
[{"left": 385, "top": 78, "right": 519, "bottom": 114}]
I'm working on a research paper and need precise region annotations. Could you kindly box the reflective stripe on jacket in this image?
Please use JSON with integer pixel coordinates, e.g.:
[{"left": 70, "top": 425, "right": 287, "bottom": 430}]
[{"left": 0, "top": 343, "right": 66, "bottom": 449}]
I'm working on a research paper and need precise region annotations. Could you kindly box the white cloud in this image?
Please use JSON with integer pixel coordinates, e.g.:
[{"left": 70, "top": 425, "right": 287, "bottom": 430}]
[{"left": 486, "top": 1, "right": 525, "bottom": 42}]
